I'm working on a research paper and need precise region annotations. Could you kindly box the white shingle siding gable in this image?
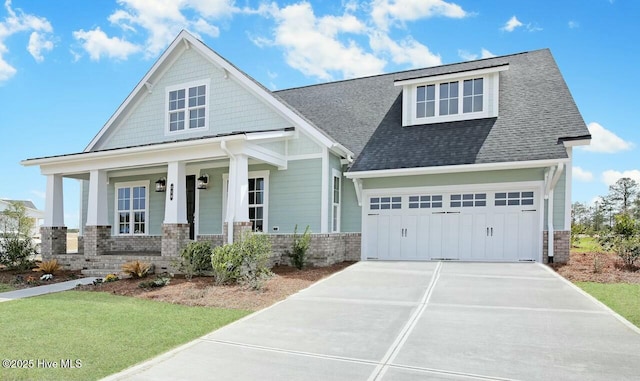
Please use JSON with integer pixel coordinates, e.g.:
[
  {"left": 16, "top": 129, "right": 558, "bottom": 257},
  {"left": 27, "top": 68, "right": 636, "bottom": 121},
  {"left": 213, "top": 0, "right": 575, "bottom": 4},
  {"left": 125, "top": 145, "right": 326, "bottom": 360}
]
[{"left": 95, "top": 48, "right": 290, "bottom": 151}]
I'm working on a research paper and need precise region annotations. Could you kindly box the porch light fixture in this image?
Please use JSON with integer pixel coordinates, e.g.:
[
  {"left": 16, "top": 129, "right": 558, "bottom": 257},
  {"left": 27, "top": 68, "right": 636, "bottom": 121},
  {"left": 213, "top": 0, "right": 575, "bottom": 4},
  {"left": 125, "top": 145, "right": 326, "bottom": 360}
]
[
  {"left": 197, "top": 174, "right": 209, "bottom": 190},
  {"left": 155, "top": 177, "right": 166, "bottom": 192}
]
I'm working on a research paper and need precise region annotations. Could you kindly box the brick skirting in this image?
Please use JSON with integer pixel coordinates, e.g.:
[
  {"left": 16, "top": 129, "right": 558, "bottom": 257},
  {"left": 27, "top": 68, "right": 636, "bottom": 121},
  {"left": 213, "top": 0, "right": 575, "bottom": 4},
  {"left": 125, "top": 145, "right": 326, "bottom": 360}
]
[{"left": 542, "top": 230, "right": 570, "bottom": 264}]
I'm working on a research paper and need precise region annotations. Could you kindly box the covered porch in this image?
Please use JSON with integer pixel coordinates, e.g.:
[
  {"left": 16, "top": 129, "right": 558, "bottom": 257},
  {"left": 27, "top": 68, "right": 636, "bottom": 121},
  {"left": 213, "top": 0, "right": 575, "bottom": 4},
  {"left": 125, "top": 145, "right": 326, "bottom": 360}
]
[{"left": 24, "top": 130, "right": 292, "bottom": 271}]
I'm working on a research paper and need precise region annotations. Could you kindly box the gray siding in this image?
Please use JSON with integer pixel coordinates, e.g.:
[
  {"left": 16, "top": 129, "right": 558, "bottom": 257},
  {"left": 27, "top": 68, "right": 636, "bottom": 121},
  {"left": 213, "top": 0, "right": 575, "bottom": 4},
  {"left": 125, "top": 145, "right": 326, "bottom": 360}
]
[
  {"left": 96, "top": 48, "right": 290, "bottom": 150},
  {"left": 198, "top": 167, "right": 227, "bottom": 234}
]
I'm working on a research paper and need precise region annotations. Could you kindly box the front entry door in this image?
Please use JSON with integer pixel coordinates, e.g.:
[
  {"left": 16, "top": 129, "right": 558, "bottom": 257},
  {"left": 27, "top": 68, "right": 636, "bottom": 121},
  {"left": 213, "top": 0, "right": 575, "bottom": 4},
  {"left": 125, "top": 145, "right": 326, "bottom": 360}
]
[{"left": 186, "top": 175, "right": 196, "bottom": 240}]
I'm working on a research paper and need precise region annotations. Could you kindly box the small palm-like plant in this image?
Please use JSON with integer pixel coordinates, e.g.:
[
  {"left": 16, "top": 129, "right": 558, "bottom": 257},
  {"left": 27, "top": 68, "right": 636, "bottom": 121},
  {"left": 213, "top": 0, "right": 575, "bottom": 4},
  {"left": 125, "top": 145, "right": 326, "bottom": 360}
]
[
  {"left": 33, "top": 259, "right": 61, "bottom": 275},
  {"left": 121, "top": 260, "right": 151, "bottom": 278}
]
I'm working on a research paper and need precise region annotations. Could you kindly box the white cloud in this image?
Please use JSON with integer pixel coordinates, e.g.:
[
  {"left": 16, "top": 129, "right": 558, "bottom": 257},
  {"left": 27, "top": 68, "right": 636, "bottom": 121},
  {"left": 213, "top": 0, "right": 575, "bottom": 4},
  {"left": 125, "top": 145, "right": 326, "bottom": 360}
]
[
  {"left": 73, "top": 27, "right": 142, "bottom": 61},
  {"left": 501, "top": 15, "right": 523, "bottom": 32},
  {"left": 371, "top": 0, "right": 467, "bottom": 31},
  {"left": 261, "top": 2, "right": 385, "bottom": 80},
  {"left": 568, "top": 20, "right": 579, "bottom": 29},
  {"left": 573, "top": 166, "right": 593, "bottom": 182},
  {"left": 0, "top": 0, "right": 53, "bottom": 82},
  {"left": 74, "top": 0, "right": 236, "bottom": 60},
  {"left": 582, "top": 122, "right": 634, "bottom": 153},
  {"left": 458, "top": 48, "right": 495, "bottom": 61},
  {"left": 370, "top": 31, "right": 441, "bottom": 67},
  {"left": 602, "top": 170, "right": 640, "bottom": 186},
  {"left": 27, "top": 31, "right": 54, "bottom": 62}
]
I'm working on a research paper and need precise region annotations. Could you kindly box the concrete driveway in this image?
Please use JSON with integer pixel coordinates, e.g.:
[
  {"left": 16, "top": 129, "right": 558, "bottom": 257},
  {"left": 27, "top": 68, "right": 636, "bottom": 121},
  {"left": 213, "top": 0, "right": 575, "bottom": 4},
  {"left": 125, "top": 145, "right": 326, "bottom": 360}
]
[{"left": 105, "top": 261, "right": 640, "bottom": 381}]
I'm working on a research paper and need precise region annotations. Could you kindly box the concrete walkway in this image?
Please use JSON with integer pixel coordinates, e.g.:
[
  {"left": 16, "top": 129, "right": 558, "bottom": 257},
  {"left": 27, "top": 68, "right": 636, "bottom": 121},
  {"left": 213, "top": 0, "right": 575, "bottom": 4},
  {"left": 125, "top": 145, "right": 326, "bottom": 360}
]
[
  {"left": 104, "top": 261, "right": 640, "bottom": 381},
  {"left": 0, "top": 277, "right": 98, "bottom": 302}
]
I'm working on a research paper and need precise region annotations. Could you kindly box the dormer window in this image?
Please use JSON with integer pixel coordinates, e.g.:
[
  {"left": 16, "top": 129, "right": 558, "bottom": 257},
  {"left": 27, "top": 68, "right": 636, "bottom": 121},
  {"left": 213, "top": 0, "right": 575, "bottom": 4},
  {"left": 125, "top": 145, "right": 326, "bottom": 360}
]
[
  {"left": 165, "top": 79, "right": 210, "bottom": 134},
  {"left": 396, "top": 64, "right": 508, "bottom": 126}
]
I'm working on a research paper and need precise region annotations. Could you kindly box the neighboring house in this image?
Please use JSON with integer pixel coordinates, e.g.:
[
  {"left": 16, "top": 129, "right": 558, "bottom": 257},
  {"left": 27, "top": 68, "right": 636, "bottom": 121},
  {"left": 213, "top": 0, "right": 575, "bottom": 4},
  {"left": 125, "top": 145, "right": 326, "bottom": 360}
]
[
  {"left": 22, "top": 30, "right": 589, "bottom": 274},
  {"left": 0, "top": 199, "right": 45, "bottom": 239}
]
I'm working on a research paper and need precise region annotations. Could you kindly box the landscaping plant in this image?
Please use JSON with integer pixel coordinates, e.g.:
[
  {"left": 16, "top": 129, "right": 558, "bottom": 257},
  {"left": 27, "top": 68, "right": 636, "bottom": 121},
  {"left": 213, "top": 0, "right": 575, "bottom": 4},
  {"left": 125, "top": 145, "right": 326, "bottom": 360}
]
[
  {"left": 121, "top": 260, "right": 152, "bottom": 278},
  {"left": 33, "top": 259, "right": 61, "bottom": 275},
  {"left": 211, "top": 231, "right": 272, "bottom": 289},
  {"left": 179, "top": 241, "right": 213, "bottom": 279},
  {"left": 0, "top": 201, "right": 37, "bottom": 270},
  {"left": 286, "top": 225, "right": 311, "bottom": 270},
  {"left": 599, "top": 213, "right": 640, "bottom": 269}
]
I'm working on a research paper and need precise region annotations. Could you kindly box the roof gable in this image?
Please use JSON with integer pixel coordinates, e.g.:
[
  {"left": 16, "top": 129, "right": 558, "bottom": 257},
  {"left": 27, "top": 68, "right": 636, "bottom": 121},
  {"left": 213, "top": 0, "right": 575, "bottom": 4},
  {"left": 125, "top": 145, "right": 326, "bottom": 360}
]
[{"left": 86, "top": 30, "right": 341, "bottom": 154}]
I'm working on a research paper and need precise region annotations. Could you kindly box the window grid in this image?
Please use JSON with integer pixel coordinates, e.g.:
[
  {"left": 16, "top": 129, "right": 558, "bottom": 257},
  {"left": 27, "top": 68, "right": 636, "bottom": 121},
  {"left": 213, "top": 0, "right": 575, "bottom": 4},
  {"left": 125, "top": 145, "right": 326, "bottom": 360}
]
[
  {"left": 495, "top": 191, "right": 534, "bottom": 206},
  {"left": 439, "top": 81, "right": 459, "bottom": 116},
  {"left": 450, "top": 193, "right": 487, "bottom": 208},
  {"left": 332, "top": 175, "right": 340, "bottom": 232},
  {"left": 168, "top": 85, "right": 206, "bottom": 132},
  {"left": 463, "top": 78, "right": 483, "bottom": 113},
  {"left": 370, "top": 196, "right": 402, "bottom": 210},
  {"left": 416, "top": 85, "right": 435, "bottom": 118},
  {"left": 409, "top": 195, "right": 443, "bottom": 209},
  {"left": 248, "top": 178, "right": 265, "bottom": 232},
  {"left": 117, "top": 186, "right": 146, "bottom": 234}
]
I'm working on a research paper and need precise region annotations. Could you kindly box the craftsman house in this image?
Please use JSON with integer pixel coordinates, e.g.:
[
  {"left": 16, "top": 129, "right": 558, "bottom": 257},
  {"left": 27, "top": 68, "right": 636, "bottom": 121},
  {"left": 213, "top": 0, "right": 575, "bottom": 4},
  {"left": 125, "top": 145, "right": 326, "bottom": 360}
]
[{"left": 22, "top": 30, "right": 589, "bottom": 274}]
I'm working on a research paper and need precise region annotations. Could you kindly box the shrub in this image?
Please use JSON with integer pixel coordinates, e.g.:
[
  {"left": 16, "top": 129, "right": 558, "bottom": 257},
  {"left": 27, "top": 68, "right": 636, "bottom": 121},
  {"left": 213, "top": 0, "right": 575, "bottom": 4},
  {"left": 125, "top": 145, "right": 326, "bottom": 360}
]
[
  {"left": 33, "top": 259, "right": 61, "bottom": 275},
  {"left": 104, "top": 273, "right": 119, "bottom": 283},
  {"left": 599, "top": 214, "right": 640, "bottom": 269},
  {"left": 138, "top": 276, "right": 171, "bottom": 289},
  {"left": 121, "top": 260, "right": 152, "bottom": 278},
  {"left": 0, "top": 201, "right": 37, "bottom": 270},
  {"left": 179, "top": 241, "right": 213, "bottom": 279},
  {"left": 211, "top": 231, "right": 272, "bottom": 289},
  {"left": 286, "top": 225, "right": 311, "bottom": 270}
]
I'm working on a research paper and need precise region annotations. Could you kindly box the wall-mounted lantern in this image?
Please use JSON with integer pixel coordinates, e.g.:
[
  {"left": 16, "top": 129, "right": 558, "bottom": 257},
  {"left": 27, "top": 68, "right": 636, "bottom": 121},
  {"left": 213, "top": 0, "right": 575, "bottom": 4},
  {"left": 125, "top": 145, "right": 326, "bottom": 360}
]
[
  {"left": 197, "top": 174, "right": 209, "bottom": 190},
  {"left": 155, "top": 177, "right": 167, "bottom": 192}
]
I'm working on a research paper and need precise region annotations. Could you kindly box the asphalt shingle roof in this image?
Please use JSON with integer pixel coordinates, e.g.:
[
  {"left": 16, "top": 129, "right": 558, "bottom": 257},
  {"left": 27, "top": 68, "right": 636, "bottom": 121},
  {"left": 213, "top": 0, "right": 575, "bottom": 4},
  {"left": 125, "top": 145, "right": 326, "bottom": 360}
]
[{"left": 275, "top": 49, "right": 589, "bottom": 172}]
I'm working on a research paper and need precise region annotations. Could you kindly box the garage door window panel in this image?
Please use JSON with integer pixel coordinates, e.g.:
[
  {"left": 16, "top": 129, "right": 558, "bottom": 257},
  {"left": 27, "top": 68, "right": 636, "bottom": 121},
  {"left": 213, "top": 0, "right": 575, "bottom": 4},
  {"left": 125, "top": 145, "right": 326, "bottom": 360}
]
[
  {"left": 450, "top": 193, "right": 486, "bottom": 208},
  {"left": 495, "top": 191, "right": 534, "bottom": 207},
  {"left": 409, "top": 195, "right": 443, "bottom": 209},
  {"left": 370, "top": 197, "right": 402, "bottom": 210}
]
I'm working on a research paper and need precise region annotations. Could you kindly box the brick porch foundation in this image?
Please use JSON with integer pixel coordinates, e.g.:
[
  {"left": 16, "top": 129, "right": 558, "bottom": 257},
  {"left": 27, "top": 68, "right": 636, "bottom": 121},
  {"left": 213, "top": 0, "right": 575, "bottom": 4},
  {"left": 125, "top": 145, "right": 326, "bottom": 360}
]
[{"left": 542, "top": 230, "right": 570, "bottom": 264}]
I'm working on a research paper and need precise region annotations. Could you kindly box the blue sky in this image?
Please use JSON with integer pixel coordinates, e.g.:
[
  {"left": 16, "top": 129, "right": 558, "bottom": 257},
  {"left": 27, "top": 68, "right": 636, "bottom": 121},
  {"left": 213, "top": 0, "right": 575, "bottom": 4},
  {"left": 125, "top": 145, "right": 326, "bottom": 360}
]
[{"left": 0, "top": 0, "right": 637, "bottom": 227}]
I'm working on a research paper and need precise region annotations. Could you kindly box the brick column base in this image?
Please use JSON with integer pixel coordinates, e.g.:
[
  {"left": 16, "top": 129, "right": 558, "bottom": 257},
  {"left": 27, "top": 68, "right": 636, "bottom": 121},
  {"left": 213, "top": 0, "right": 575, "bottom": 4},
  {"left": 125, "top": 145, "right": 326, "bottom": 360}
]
[
  {"left": 162, "top": 223, "right": 191, "bottom": 257},
  {"left": 40, "top": 226, "right": 67, "bottom": 259},
  {"left": 543, "top": 230, "right": 570, "bottom": 264},
  {"left": 83, "top": 226, "right": 111, "bottom": 256},
  {"left": 223, "top": 221, "right": 253, "bottom": 244}
]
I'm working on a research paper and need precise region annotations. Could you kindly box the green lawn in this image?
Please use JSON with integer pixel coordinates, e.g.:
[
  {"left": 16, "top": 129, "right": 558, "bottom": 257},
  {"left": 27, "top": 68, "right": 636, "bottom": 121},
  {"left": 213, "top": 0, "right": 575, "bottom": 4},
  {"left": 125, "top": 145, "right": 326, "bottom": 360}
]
[
  {"left": 0, "top": 291, "right": 250, "bottom": 381},
  {"left": 576, "top": 282, "right": 640, "bottom": 327},
  {"left": 571, "top": 236, "right": 602, "bottom": 254},
  {"left": 0, "top": 283, "right": 15, "bottom": 292}
]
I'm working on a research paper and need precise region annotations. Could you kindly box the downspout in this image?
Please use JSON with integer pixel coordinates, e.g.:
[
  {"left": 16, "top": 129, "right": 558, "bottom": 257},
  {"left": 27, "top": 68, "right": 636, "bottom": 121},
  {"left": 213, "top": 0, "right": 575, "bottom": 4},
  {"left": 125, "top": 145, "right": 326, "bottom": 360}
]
[
  {"left": 221, "top": 140, "right": 235, "bottom": 244},
  {"left": 545, "top": 163, "right": 564, "bottom": 263}
]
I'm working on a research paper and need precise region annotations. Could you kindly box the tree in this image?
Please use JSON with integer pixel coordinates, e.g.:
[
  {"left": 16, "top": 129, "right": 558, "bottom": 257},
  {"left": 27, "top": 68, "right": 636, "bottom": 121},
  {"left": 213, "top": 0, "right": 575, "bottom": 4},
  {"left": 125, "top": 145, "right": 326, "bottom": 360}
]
[
  {"left": 0, "top": 201, "right": 37, "bottom": 269},
  {"left": 608, "top": 177, "right": 639, "bottom": 215}
]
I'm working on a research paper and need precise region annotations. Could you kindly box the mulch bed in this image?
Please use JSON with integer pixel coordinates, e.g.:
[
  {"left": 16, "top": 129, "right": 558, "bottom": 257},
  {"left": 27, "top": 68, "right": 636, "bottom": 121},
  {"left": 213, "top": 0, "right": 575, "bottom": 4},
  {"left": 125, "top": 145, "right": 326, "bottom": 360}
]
[
  {"left": 550, "top": 251, "right": 640, "bottom": 283},
  {"left": 0, "top": 267, "right": 83, "bottom": 290},
  {"left": 76, "top": 261, "right": 355, "bottom": 311}
]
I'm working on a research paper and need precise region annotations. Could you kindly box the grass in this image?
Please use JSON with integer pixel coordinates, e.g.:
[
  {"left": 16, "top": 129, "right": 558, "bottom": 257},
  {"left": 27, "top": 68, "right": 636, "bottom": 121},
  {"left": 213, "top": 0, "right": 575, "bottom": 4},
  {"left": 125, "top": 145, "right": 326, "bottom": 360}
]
[
  {"left": 0, "top": 283, "right": 15, "bottom": 292},
  {"left": 572, "top": 236, "right": 603, "bottom": 254},
  {"left": 0, "top": 291, "right": 250, "bottom": 381},
  {"left": 576, "top": 282, "right": 640, "bottom": 327}
]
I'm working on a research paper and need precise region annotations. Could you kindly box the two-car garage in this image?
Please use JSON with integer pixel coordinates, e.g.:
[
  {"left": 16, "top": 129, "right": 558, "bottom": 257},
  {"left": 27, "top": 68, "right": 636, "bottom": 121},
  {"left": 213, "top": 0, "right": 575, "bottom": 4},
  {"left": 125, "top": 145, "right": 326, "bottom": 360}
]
[{"left": 362, "top": 184, "right": 542, "bottom": 262}]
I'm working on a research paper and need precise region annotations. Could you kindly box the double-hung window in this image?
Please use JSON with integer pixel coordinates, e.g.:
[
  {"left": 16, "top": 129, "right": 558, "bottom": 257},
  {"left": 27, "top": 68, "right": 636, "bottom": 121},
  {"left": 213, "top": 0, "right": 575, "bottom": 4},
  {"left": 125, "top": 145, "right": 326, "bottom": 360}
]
[
  {"left": 332, "top": 171, "right": 341, "bottom": 232},
  {"left": 116, "top": 182, "right": 149, "bottom": 235},
  {"left": 166, "top": 80, "right": 209, "bottom": 133},
  {"left": 249, "top": 177, "right": 265, "bottom": 232},
  {"left": 416, "top": 77, "right": 483, "bottom": 120}
]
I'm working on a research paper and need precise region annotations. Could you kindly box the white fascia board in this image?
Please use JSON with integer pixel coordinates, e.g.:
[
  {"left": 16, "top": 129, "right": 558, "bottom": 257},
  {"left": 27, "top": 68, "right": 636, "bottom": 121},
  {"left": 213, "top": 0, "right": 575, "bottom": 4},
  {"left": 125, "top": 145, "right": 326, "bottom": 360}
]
[
  {"left": 394, "top": 65, "right": 509, "bottom": 87},
  {"left": 23, "top": 135, "right": 247, "bottom": 175},
  {"left": 85, "top": 31, "right": 191, "bottom": 152},
  {"left": 562, "top": 139, "right": 591, "bottom": 147},
  {"left": 330, "top": 142, "right": 355, "bottom": 159},
  {"left": 243, "top": 143, "right": 287, "bottom": 169},
  {"left": 345, "top": 158, "right": 570, "bottom": 179},
  {"left": 244, "top": 130, "right": 295, "bottom": 141}
]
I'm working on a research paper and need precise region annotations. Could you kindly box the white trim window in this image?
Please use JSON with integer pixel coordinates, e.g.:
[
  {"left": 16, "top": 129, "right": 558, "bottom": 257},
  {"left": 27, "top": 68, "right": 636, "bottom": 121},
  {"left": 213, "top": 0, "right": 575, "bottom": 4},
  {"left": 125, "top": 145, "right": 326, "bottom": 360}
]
[
  {"left": 166, "top": 80, "right": 210, "bottom": 134},
  {"left": 222, "top": 170, "right": 270, "bottom": 233},
  {"left": 249, "top": 177, "right": 265, "bottom": 232},
  {"left": 416, "top": 78, "right": 483, "bottom": 120},
  {"left": 115, "top": 181, "right": 149, "bottom": 235},
  {"left": 332, "top": 170, "right": 341, "bottom": 232}
]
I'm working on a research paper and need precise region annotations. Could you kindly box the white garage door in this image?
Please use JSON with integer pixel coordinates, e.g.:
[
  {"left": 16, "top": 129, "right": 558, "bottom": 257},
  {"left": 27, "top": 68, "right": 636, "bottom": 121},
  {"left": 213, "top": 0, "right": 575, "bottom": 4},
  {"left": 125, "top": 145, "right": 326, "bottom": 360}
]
[{"left": 364, "top": 189, "right": 540, "bottom": 262}]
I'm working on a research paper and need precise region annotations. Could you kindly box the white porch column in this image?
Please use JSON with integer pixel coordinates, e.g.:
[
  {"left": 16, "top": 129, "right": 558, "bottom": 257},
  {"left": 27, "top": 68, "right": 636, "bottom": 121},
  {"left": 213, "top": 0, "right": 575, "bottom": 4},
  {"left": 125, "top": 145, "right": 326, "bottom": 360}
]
[
  {"left": 164, "top": 161, "right": 188, "bottom": 224},
  {"left": 86, "top": 170, "right": 109, "bottom": 226},
  {"left": 225, "top": 153, "right": 249, "bottom": 243},
  {"left": 44, "top": 174, "right": 64, "bottom": 227}
]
